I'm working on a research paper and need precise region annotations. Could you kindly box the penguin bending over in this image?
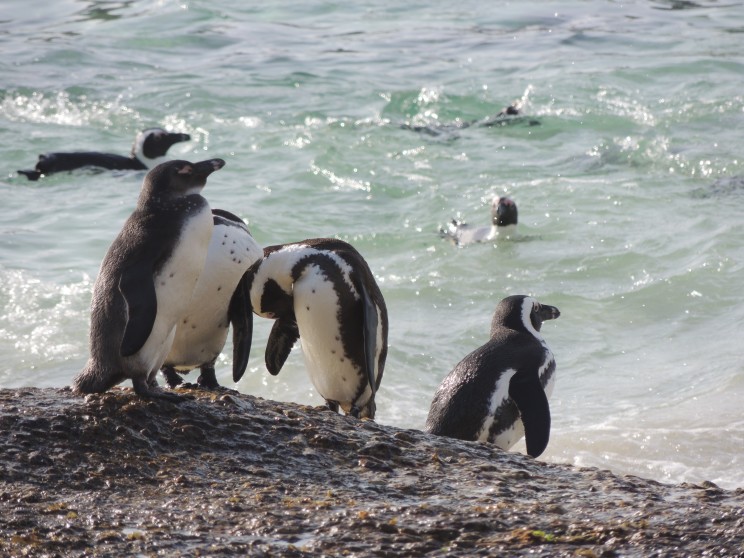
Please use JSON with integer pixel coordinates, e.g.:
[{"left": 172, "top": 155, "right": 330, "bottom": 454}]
[
  {"left": 17, "top": 127, "right": 191, "bottom": 181},
  {"left": 160, "top": 209, "right": 262, "bottom": 390},
  {"left": 425, "top": 295, "right": 560, "bottom": 458},
  {"left": 441, "top": 196, "right": 518, "bottom": 246},
  {"left": 244, "top": 238, "right": 388, "bottom": 418},
  {"left": 72, "top": 158, "right": 225, "bottom": 402}
]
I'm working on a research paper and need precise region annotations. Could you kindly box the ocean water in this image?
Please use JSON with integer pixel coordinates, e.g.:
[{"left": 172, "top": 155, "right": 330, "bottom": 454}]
[{"left": 1, "top": 0, "right": 743, "bottom": 489}]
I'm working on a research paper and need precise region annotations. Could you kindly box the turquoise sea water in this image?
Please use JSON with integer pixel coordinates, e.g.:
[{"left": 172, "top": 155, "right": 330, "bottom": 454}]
[{"left": 1, "top": 0, "right": 743, "bottom": 489}]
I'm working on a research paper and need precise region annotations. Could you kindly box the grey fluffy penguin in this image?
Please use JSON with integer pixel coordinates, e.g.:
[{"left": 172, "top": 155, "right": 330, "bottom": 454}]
[{"left": 72, "top": 158, "right": 225, "bottom": 402}]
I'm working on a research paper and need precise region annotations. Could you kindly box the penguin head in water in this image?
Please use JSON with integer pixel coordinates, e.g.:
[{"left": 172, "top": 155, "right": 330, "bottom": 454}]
[
  {"left": 490, "top": 295, "right": 560, "bottom": 338},
  {"left": 131, "top": 128, "right": 192, "bottom": 167},
  {"left": 140, "top": 158, "right": 225, "bottom": 204},
  {"left": 490, "top": 196, "right": 518, "bottom": 228}
]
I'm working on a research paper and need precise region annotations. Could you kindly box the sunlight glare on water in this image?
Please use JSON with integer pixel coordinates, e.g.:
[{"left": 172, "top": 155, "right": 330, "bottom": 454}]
[{"left": 1, "top": 0, "right": 742, "bottom": 489}]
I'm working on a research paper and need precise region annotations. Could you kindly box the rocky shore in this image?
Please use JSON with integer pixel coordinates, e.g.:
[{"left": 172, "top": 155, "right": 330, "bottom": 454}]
[{"left": 1, "top": 387, "right": 742, "bottom": 557}]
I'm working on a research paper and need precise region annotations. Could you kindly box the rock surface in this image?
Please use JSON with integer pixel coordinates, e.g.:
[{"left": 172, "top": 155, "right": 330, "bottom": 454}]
[{"left": 0, "top": 387, "right": 742, "bottom": 557}]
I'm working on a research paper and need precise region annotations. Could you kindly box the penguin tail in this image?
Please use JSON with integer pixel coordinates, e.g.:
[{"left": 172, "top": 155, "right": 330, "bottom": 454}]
[
  {"left": 17, "top": 169, "right": 42, "bottom": 181},
  {"left": 71, "top": 362, "right": 123, "bottom": 394}
]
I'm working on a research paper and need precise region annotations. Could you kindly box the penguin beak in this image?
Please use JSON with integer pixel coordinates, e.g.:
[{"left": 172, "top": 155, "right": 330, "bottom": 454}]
[
  {"left": 538, "top": 304, "right": 560, "bottom": 322},
  {"left": 192, "top": 158, "right": 226, "bottom": 177},
  {"left": 162, "top": 132, "right": 191, "bottom": 151},
  {"left": 169, "top": 132, "right": 191, "bottom": 143}
]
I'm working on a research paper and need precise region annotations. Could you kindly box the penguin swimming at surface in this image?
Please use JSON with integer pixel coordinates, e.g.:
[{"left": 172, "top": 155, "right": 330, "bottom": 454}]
[
  {"left": 72, "top": 158, "right": 225, "bottom": 402},
  {"left": 243, "top": 238, "right": 388, "bottom": 418},
  {"left": 160, "top": 209, "right": 263, "bottom": 390},
  {"left": 441, "top": 196, "right": 518, "bottom": 246},
  {"left": 401, "top": 104, "right": 540, "bottom": 138},
  {"left": 425, "top": 295, "right": 560, "bottom": 458},
  {"left": 17, "top": 127, "right": 191, "bottom": 181}
]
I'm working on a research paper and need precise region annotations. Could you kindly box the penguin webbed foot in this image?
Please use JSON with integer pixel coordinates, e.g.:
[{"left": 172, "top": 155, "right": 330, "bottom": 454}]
[
  {"left": 325, "top": 400, "right": 340, "bottom": 414},
  {"left": 161, "top": 366, "right": 184, "bottom": 389},
  {"left": 196, "top": 365, "right": 221, "bottom": 390},
  {"left": 133, "top": 377, "right": 194, "bottom": 403}
]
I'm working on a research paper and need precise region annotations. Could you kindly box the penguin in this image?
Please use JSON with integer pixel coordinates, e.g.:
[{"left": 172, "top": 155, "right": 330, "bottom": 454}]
[
  {"left": 401, "top": 105, "right": 538, "bottom": 138},
  {"left": 72, "top": 158, "right": 224, "bottom": 402},
  {"left": 440, "top": 196, "right": 518, "bottom": 246},
  {"left": 160, "top": 209, "right": 262, "bottom": 390},
  {"left": 17, "top": 127, "right": 191, "bottom": 181},
  {"left": 243, "top": 238, "right": 388, "bottom": 418},
  {"left": 425, "top": 295, "right": 560, "bottom": 458}
]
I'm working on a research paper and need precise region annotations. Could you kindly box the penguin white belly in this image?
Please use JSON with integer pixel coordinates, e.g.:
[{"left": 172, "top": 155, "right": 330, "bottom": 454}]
[
  {"left": 475, "top": 368, "right": 525, "bottom": 449},
  {"left": 166, "top": 221, "right": 261, "bottom": 368},
  {"left": 446, "top": 223, "right": 516, "bottom": 245},
  {"left": 293, "top": 265, "right": 363, "bottom": 407},
  {"left": 133, "top": 210, "right": 213, "bottom": 377}
]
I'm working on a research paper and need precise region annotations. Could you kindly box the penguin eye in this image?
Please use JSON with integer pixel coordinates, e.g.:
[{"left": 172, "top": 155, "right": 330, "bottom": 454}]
[{"left": 176, "top": 165, "right": 193, "bottom": 175}]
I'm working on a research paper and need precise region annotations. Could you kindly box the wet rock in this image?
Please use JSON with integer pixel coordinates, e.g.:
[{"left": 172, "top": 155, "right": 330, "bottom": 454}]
[{"left": 0, "top": 387, "right": 742, "bottom": 556}]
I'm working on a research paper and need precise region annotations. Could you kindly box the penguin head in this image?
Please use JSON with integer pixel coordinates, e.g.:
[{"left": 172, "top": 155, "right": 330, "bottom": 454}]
[
  {"left": 132, "top": 128, "right": 192, "bottom": 166},
  {"left": 491, "top": 295, "right": 560, "bottom": 337},
  {"left": 491, "top": 196, "right": 518, "bottom": 227},
  {"left": 141, "top": 158, "right": 225, "bottom": 201}
]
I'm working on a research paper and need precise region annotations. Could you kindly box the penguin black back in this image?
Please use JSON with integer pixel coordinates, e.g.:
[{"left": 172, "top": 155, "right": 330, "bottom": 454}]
[{"left": 17, "top": 128, "right": 190, "bottom": 181}]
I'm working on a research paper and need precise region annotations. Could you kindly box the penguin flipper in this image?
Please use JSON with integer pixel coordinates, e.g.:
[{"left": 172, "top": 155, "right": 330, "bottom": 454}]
[
  {"left": 508, "top": 375, "right": 551, "bottom": 458},
  {"left": 361, "top": 286, "right": 378, "bottom": 393},
  {"left": 119, "top": 263, "right": 157, "bottom": 358},
  {"left": 265, "top": 318, "right": 299, "bottom": 376},
  {"left": 228, "top": 274, "right": 253, "bottom": 383}
]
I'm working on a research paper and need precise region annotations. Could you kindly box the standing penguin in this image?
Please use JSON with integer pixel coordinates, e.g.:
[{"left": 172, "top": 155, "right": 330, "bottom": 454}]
[
  {"left": 244, "top": 238, "right": 388, "bottom": 418},
  {"left": 425, "top": 295, "right": 560, "bottom": 458},
  {"left": 440, "top": 196, "right": 518, "bottom": 246},
  {"left": 17, "top": 127, "right": 191, "bottom": 181},
  {"left": 72, "top": 158, "right": 225, "bottom": 402},
  {"left": 160, "top": 209, "right": 262, "bottom": 390}
]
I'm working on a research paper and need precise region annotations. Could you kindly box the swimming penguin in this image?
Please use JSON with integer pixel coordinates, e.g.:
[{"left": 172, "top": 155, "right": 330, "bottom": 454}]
[
  {"left": 17, "top": 127, "right": 191, "bottom": 181},
  {"left": 243, "top": 238, "right": 388, "bottom": 418},
  {"left": 160, "top": 209, "right": 262, "bottom": 390},
  {"left": 425, "top": 295, "right": 560, "bottom": 458},
  {"left": 72, "top": 158, "right": 224, "bottom": 402},
  {"left": 440, "top": 196, "right": 518, "bottom": 246},
  {"left": 401, "top": 105, "right": 538, "bottom": 138}
]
